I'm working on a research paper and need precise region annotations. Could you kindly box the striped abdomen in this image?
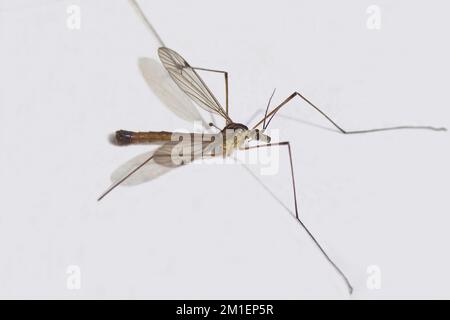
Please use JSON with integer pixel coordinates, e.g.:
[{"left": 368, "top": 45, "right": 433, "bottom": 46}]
[
  {"left": 112, "top": 130, "right": 178, "bottom": 145},
  {"left": 112, "top": 130, "right": 211, "bottom": 146}
]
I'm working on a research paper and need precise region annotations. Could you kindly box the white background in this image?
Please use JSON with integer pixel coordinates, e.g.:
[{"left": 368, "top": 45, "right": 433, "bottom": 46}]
[{"left": 0, "top": 0, "right": 449, "bottom": 299}]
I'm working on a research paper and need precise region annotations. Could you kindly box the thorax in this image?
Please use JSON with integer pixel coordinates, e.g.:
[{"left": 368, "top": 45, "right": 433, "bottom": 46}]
[{"left": 220, "top": 122, "right": 249, "bottom": 156}]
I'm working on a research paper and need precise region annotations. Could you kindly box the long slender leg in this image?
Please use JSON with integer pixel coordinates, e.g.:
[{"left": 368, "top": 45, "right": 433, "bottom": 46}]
[
  {"left": 97, "top": 154, "right": 155, "bottom": 201},
  {"left": 241, "top": 142, "right": 353, "bottom": 294},
  {"left": 252, "top": 91, "right": 446, "bottom": 133},
  {"left": 192, "top": 67, "right": 229, "bottom": 117},
  {"left": 129, "top": 0, "right": 166, "bottom": 47},
  {"left": 245, "top": 108, "right": 334, "bottom": 132},
  {"left": 246, "top": 108, "right": 265, "bottom": 126},
  {"left": 243, "top": 142, "right": 299, "bottom": 219},
  {"left": 98, "top": 148, "right": 219, "bottom": 200}
]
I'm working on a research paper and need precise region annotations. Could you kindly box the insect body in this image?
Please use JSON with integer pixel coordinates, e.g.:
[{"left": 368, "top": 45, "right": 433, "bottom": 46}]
[{"left": 100, "top": 4, "right": 446, "bottom": 294}]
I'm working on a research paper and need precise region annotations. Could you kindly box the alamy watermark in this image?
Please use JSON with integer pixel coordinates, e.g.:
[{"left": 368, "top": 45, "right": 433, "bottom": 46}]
[
  {"left": 366, "top": 264, "right": 381, "bottom": 290},
  {"left": 66, "top": 265, "right": 81, "bottom": 290},
  {"left": 163, "top": 122, "right": 281, "bottom": 176},
  {"left": 66, "top": 5, "right": 81, "bottom": 30},
  {"left": 366, "top": 5, "right": 382, "bottom": 30}
]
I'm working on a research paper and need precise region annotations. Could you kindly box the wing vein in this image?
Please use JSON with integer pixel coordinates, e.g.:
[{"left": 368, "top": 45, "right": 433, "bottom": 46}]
[{"left": 158, "top": 47, "right": 232, "bottom": 122}]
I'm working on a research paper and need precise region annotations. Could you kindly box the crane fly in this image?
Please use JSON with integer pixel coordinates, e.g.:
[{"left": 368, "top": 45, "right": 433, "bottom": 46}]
[
  {"left": 99, "top": 0, "right": 447, "bottom": 295},
  {"left": 99, "top": 47, "right": 275, "bottom": 196}
]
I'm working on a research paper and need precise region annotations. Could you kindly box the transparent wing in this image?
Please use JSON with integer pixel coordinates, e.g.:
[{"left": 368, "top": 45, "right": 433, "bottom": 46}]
[
  {"left": 158, "top": 47, "right": 232, "bottom": 122},
  {"left": 110, "top": 150, "right": 172, "bottom": 186},
  {"left": 138, "top": 57, "right": 209, "bottom": 128},
  {"left": 110, "top": 133, "right": 221, "bottom": 186}
]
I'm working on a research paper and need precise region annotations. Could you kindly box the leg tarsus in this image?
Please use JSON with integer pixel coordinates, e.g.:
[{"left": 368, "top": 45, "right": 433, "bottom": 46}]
[
  {"left": 192, "top": 66, "right": 230, "bottom": 119},
  {"left": 253, "top": 91, "right": 446, "bottom": 133},
  {"left": 241, "top": 141, "right": 353, "bottom": 294}
]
